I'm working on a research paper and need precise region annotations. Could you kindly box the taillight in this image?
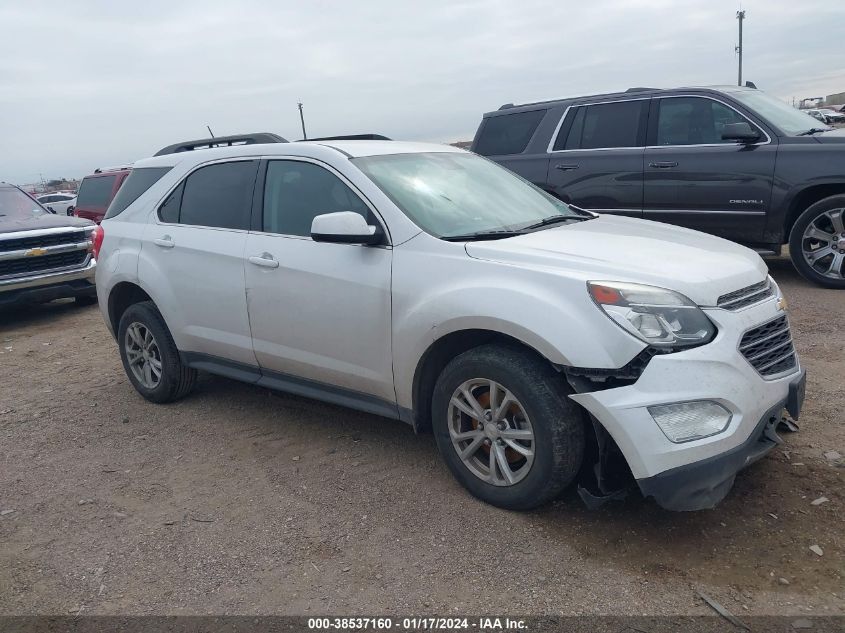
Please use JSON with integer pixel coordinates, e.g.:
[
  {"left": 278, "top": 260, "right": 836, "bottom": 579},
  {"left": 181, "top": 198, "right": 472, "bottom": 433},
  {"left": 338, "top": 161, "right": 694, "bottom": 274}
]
[{"left": 91, "top": 225, "right": 105, "bottom": 259}]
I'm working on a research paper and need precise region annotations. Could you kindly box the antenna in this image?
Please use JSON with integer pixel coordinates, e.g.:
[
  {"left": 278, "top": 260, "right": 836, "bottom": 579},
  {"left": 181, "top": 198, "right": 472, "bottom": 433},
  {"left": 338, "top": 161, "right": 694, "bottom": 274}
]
[
  {"left": 298, "top": 102, "right": 307, "bottom": 140},
  {"left": 206, "top": 125, "right": 215, "bottom": 138}
]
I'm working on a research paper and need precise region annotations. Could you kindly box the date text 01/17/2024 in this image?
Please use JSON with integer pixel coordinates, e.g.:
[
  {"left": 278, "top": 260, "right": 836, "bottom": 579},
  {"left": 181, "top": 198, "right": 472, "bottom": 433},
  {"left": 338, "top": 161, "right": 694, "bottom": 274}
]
[{"left": 306, "top": 617, "right": 528, "bottom": 630}]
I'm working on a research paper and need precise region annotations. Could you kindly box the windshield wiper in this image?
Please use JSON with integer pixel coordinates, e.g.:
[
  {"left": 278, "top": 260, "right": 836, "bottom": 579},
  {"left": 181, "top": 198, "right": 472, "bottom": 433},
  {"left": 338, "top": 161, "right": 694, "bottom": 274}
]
[
  {"left": 441, "top": 229, "right": 526, "bottom": 242},
  {"left": 797, "top": 127, "right": 831, "bottom": 136},
  {"left": 520, "top": 214, "right": 589, "bottom": 231}
]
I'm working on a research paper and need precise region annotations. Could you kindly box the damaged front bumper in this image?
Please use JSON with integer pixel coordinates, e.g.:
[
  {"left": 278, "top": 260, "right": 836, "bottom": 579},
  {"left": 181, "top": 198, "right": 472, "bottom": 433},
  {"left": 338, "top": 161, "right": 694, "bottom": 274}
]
[
  {"left": 569, "top": 299, "right": 805, "bottom": 511},
  {"left": 637, "top": 376, "right": 803, "bottom": 511}
]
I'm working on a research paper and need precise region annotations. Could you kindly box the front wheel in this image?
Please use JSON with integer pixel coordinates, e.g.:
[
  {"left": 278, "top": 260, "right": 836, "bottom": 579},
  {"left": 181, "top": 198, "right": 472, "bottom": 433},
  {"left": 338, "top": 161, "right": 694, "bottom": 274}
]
[
  {"left": 117, "top": 301, "right": 197, "bottom": 403},
  {"left": 431, "top": 345, "right": 585, "bottom": 511},
  {"left": 789, "top": 194, "right": 845, "bottom": 288}
]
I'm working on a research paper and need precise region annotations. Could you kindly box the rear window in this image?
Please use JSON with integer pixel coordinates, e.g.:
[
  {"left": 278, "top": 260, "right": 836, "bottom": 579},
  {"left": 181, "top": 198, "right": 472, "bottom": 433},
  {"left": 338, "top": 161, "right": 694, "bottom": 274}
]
[
  {"left": 76, "top": 175, "right": 117, "bottom": 208},
  {"left": 474, "top": 109, "right": 546, "bottom": 156},
  {"left": 104, "top": 167, "right": 172, "bottom": 219},
  {"left": 158, "top": 161, "right": 257, "bottom": 230}
]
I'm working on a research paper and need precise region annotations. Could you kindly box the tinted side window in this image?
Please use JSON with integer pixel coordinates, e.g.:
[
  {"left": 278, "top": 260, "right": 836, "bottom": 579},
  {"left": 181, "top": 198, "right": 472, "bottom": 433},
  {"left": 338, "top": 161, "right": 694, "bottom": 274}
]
[
  {"left": 474, "top": 109, "right": 546, "bottom": 156},
  {"left": 263, "top": 161, "right": 370, "bottom": 236},
  {"left": 565, "top": 101, "right": 644, "bottom": 149},
  {"left": 105, "top": 167, "right": 172, "bottom": 219},
  {"left": 656, "top": 97, "right": 751, "bottom": 146},
  {"left": 158, "top": 182, "right": 183, "bottom": 223},
  {"left": 76, "top": 175, "right": 116, "bottom": 207},
  {"left": 178, "top": 161, "right": 257, "bottom": 230}
]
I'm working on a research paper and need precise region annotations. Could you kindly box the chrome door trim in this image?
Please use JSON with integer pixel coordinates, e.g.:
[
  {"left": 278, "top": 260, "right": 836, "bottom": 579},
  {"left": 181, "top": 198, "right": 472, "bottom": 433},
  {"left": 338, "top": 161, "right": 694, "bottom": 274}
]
[{"left": 642, "top": 208, "right": 767, "bottom": 216}]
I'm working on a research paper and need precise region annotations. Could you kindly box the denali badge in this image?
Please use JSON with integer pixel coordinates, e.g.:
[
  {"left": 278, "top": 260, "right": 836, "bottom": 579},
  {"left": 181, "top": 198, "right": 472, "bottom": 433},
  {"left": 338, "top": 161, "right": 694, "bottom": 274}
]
[{"left": 729, "top": 199, "right": 764, "bottom": 205}]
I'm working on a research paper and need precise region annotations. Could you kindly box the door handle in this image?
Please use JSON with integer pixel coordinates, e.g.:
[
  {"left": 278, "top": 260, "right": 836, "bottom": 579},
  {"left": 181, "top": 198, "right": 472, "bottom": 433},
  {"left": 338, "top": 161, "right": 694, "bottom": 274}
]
[
  {"left": 648, "top": 161, "right": 678, "bottom": 169},
  {"left": 153, "top": 236, "right": 175, "bottom": 248},
  {"left": 555, "top": 163, "right": 580, "bottom": 171},
  {"left": 248, "top": 253, "right": 279, "bottom": 269}
]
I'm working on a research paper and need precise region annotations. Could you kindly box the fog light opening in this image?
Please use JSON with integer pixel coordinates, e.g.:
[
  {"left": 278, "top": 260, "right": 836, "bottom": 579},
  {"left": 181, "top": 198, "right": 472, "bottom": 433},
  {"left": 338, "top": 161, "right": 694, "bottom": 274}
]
[{"left": 648, "top": 401, "right": 732, "bottom": 444}]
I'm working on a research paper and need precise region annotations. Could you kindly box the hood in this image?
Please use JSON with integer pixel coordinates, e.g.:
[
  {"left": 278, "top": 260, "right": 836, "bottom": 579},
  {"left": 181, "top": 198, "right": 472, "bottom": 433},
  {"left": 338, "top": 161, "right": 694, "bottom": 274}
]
[
  {"left": 464, "top": 215, "right": 768, "bottom": 307},
  {"left": 813, "top": 128, "right": 845, "bottom": 144},
  {"left": 0, "top": 212, "right": 94, "bottom": 235}
]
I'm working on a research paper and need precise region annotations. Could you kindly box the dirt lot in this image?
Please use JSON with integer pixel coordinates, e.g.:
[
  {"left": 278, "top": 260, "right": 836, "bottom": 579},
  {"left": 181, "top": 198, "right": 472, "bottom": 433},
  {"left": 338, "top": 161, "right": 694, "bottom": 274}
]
[{"left": 0, "top": 256, "right": 842, "bottom": 617}]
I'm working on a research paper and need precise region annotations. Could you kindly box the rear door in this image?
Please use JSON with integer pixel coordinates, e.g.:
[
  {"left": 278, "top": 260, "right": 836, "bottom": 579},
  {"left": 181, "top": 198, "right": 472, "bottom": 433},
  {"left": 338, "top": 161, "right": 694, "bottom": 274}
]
[
  {"left": 544, "top": 99, "right": 649, "bottom": 217},
  {"left": 642, "top": 95, "right": 777, "bottom": 242},
  {"left": 140, "top": 159, "right": 259, "bottom": 366},
  {"left": 244, "top": 158, "right": 395, "bottom": 409}
]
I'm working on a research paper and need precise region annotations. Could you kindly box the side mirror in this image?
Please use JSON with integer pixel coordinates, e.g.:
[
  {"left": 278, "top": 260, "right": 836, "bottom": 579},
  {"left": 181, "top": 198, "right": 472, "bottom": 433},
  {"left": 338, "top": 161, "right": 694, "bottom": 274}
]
[
  {"left": 311, "top": 211, "right": 383, "bottom": 245},
  {"left": 67, "top": 205, "right": 75, "bottom": 216},
  {"left": 721, "top": 122, "right": 761, "bottom": 143}
]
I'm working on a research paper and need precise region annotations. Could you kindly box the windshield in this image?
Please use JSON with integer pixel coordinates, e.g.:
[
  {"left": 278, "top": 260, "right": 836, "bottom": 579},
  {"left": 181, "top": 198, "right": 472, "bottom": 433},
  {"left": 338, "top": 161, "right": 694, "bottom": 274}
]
[
  {"left": 352, "top": 152, "right": 582, "bottom": 238},
  {"left": 0, "top": 187, "right": 47, "bottom": 220},
  {"left": 730, "top": 90, "right": 828, "bottom": 135}
]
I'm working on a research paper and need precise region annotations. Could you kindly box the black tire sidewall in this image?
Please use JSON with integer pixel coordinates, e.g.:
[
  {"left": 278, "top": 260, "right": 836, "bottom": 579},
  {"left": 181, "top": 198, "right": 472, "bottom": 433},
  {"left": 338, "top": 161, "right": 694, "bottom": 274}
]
[
  {"left": 117, "top": 302, "right": 185, "bottom": 403},
  {"left": 789, "top": 194, "right": 845, "bottom": 289},
  {"left": 432, "top": 346, "right": 584, "bottom": 511}
]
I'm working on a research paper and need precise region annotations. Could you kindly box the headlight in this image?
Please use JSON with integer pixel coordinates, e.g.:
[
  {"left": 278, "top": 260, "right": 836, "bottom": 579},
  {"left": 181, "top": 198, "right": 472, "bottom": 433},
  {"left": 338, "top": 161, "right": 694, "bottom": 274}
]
[{"left": 588, "top": 281, "right": 715, "bottom": 349}]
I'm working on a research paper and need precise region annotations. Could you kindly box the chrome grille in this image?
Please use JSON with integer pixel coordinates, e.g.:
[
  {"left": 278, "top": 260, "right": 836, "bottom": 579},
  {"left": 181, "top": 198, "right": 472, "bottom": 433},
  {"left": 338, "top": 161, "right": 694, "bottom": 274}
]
[
  {"left": 739, "top": 315, "right": 797, "bottom": 378},
  {"left": 0, "top": 250, "right": 88, "bottom": 277},
  {"left": 0, "top": 230, "right": 89, "bottom": 253},
  {"left": 717, "top": 279, "right": 775, "bottom": 311},
  {"left": 0, "top": 229, "right": 92, "bottom": 281}
]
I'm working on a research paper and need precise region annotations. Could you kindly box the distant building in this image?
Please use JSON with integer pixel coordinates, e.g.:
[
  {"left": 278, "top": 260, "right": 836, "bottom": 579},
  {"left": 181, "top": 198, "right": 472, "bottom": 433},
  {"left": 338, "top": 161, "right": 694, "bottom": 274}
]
[{"left": 826, "top": 91, "right": 845, "bottom": 106}]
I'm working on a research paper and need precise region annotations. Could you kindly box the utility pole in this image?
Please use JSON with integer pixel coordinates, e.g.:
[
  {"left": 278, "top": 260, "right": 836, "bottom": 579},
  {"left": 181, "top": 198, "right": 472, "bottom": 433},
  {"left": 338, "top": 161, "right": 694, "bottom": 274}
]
[
  {"left": 736, "top": 10, "right": 746, "bottom": 86},
  {"left": 298, "top": 102, "right": 307, "bottom": 140}
]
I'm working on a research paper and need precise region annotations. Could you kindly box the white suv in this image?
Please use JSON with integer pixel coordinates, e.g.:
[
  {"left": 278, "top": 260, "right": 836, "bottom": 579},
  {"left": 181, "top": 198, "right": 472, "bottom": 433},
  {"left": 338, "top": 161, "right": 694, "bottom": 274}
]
[{"left": 94, "top": 134, "right": 806, "bottom": 512}]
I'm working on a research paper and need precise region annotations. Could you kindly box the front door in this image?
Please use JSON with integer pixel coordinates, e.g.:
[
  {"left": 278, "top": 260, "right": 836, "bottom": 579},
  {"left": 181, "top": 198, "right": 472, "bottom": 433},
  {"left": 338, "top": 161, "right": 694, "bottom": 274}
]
[
  {"left": 642, "top": 95, "right": 777, "bottom": 242},
  {"left": 244, "top": 158, "right": 396, "bottom": 411},
  {"left": 545, "top": 98, "right": 649, "bottom": 217}
]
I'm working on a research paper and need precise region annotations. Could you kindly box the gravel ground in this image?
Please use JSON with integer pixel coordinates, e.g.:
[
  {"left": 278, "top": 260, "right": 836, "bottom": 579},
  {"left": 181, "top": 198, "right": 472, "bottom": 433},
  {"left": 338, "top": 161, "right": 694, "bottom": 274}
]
[{"left": 0, "top": 255, "right": 842, "bottom": 617}]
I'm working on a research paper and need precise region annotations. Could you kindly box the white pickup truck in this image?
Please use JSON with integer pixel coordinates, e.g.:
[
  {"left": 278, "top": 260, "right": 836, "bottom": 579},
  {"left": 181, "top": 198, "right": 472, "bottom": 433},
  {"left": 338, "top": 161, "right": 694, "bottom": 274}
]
[{"left": 0, "top": 183, "right": 96, "bottom": 308}]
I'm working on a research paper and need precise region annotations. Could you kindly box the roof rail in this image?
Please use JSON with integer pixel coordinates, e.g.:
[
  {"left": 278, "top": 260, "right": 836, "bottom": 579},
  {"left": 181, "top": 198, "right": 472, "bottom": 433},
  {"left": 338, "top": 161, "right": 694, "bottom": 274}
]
[
  {"left": 154, "top": 132, "right": 288, "bottom": 157},
  {"left": 304, "top": 134, "right": 392, "bottom": 141},
  {"left": 94, "top": 164, "right": 133, "bottom": 173},
  {"left": 625, "top": 87, "right": 657, "bottom": 93}
]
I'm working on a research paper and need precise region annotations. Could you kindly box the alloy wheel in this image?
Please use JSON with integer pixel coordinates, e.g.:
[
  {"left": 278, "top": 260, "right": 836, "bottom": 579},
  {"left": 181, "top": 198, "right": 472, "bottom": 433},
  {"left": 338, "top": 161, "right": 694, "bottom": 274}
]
[
  {"left": 124, "top": 322, "right": 163, "bottom": 389},
  {"left": 801, "top": 208, "right": 845, "bottom": 279},
  {"left": 447, "top": 378, "right": 535, "bottom": 486}
]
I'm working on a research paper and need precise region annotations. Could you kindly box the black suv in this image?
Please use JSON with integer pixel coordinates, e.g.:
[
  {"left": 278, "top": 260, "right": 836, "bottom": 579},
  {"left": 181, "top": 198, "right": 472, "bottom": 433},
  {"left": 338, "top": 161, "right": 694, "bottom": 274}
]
[{"left": 472, "top": 86, "right": 845, "bottom": 288}]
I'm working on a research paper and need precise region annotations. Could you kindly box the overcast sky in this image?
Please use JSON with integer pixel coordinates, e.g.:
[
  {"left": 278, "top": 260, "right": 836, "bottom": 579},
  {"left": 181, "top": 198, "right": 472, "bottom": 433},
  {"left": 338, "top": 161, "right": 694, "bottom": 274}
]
[{"left": 1, "top": 0, "right": 843, "bottom": 184}]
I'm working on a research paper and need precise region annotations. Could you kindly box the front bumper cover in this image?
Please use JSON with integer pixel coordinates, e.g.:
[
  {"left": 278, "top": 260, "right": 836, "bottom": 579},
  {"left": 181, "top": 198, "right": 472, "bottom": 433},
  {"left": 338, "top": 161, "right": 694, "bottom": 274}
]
[{"left": 638, "top": 368, "right": 804, "bottom": 511}]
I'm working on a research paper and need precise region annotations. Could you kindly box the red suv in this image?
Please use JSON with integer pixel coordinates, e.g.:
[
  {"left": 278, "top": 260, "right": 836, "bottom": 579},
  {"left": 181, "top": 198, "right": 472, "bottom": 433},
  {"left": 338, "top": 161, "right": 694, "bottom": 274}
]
[{"left": 73, "top": 166, "right": 131, "bottom": 223}]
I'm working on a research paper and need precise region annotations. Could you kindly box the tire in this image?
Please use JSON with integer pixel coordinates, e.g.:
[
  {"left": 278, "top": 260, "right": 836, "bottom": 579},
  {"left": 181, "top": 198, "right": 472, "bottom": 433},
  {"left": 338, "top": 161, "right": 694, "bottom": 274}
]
[
  {"left": 117, "top": 301, "right": 197, "bottom": 403},
  {"left": 788, "top": 194, "right": 845, "bottom": 289},
  {"left": 74, "top": 294, "right": 97, "bottom": 306},
  {"left": 431, "top": 344, "right": 585, "bottom": 511}
]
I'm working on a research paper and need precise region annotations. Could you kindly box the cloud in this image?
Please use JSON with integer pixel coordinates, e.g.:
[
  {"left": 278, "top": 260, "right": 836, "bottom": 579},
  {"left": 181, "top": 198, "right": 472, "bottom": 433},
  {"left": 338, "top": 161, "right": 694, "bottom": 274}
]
[{"left": 1, "top": 0, "right": 843, "bottom": 182}]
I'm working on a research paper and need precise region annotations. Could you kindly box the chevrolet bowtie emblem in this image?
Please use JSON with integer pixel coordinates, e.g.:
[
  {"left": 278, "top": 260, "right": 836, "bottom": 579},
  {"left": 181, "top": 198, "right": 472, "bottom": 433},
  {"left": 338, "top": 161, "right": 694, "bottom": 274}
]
[
  {"left": 24, "top": 247, "right": 48, "bottom": 257},
  {"left": 777, "top": 296, "right": 788, "bottom": 311}
]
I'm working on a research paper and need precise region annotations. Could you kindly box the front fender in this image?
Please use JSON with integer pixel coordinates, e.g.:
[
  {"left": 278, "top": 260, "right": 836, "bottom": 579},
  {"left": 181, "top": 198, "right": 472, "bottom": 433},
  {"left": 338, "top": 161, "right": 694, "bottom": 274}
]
[{"left": 391, "top": 246, "right": 646, "bottom": 409}]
